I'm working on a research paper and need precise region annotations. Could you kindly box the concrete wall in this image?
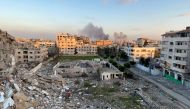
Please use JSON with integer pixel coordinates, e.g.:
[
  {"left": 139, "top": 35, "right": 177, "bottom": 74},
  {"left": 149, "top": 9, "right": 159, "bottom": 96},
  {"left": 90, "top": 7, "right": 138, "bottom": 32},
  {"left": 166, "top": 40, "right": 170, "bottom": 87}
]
[
  {"left": 136, "top": 64, "right": 160, "bottom": 76},
  {"left": 184, "top": 80, "right": 190, "bottom": 88}
]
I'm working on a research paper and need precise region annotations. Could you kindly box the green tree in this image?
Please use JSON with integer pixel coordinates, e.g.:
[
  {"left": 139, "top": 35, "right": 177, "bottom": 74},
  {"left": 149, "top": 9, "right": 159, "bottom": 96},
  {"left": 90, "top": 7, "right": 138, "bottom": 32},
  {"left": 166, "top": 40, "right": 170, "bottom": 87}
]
[
  {"left": 74, "top": 47, "right": 78, "bottom": 55},
  {"left": 118, "top": 50, "right": 128, "bottom": 60},
  {"left": 144, "top": 57, "right": 151, "bottom": 67},
  {"left": 124, "top": 63, "right": 131, "bottom": 68},
  {"left": 109, "top": 59, "right": 118, "bottom": 67},
  {"left": 130, "top": 61, "right": 136, "bottom": 66},
  {"left": 139, "top": 57, "right": 145, "bottom": 65},
  {"left": 118, "top": 65, "right": 125, "bottom": 72}
]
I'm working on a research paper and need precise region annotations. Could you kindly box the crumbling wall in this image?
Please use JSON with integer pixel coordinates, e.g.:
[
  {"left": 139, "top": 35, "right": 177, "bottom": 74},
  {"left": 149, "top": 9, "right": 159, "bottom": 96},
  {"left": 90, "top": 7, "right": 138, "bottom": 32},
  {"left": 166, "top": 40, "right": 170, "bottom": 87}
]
[{"left": 0, "top": 30, "right": 16, "bottom": 72}]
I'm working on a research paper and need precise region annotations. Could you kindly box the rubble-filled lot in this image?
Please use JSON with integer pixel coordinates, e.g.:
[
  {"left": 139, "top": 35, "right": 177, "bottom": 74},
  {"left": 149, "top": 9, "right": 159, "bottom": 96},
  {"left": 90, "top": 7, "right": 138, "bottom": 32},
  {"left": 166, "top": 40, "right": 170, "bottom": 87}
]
[{"left": 0, "top": 61, "right": 185, "bottom": 109}]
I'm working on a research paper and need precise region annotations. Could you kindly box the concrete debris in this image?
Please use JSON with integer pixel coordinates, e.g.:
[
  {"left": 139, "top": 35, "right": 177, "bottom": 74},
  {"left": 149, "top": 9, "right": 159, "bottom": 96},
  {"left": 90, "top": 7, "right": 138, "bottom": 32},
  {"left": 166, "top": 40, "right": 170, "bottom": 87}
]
[{"left": 0, "top": 60, "right": 184, "bottom": 109}]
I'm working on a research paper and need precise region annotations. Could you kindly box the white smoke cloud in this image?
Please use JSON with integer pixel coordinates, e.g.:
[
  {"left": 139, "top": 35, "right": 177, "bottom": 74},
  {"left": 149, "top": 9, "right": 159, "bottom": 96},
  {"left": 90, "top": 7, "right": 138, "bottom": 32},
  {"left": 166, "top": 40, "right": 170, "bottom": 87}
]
[{"left": 80, "top": 23, "right": 109, "bottom": 41}]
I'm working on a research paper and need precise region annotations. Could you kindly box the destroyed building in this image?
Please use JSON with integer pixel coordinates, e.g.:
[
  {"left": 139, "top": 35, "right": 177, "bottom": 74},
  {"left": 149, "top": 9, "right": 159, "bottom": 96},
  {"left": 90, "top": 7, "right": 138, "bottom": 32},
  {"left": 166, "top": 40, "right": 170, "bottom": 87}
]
[
  {"left": 14, "top": 47, "right": 48, "bottom": 63},
  {"left": 0, "top": 29, "right": 17, "bottom": 74},
  {"left": 54, "top": 60, "right": 101, "bottom": 78},
  {"left": 100, "top": 61, "right": 123, "bottom": 80}
]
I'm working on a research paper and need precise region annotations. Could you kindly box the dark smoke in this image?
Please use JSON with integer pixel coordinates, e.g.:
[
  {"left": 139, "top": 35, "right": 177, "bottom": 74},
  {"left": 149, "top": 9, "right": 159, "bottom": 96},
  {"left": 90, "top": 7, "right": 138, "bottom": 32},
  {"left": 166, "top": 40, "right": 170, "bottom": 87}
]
[
  {"left": 113, "top": 32, "right": 127, "bottom": 40},
  {"left": 113, "top": 32, "right": 128, "bottom": 44},
  {"left": 80, "top": 23, "right": 109, "bottom": 40}
]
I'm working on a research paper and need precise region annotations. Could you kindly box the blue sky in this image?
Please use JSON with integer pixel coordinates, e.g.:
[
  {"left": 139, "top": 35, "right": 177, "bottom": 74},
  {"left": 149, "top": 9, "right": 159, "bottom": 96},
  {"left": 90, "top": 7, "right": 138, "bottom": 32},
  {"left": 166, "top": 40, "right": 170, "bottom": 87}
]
[{"left": 0, "top": 0, "right": 190, "bottom": 40}]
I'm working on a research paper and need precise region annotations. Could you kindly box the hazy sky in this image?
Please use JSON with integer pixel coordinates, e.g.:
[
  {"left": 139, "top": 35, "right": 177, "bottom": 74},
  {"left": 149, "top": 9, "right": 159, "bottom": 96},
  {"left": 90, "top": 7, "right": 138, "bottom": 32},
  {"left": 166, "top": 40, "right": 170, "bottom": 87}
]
[{"left": 0, "top": 0, "right": 190, "bottom": 40}]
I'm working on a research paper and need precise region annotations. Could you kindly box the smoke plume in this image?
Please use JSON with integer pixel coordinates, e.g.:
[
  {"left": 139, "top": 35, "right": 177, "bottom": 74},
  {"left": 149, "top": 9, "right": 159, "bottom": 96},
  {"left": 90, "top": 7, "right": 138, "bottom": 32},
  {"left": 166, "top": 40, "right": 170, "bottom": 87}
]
[
  {"left": 80, "top": 23, "right": 109, "bottom": 40},
  {"left": 113, "top": 32, "right": 128, "bottom": 44}
]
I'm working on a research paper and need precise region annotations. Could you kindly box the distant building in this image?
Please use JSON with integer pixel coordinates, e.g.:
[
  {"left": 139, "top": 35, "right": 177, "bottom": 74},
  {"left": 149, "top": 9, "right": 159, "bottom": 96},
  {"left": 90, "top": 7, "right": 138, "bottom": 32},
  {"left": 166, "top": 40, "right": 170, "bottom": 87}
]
[
  {"left": 76, "top": 44, "right": 97, "bottom": 55},
  {"left": 124, "top": 47, "right": 160, "bottom": 61},
  {"left": 15, "top": 47, "right": 48, "bottom": 63},
  {"left": 96, "top": 40, "right": 113, "bottom": 47},
  {"left": 33, "top": 40, "right": 57, "bottom": 56},
  {"left": 160, "top": 27, "right": 190, "bottom": 86},
  {"left": 56, "top": 33, "right": 78, "bottom": 54},
  {"left": 136, "top": 38, "right": 160, "bottom": 47},
  {"left": 34, "top": 40, "right": 55, "bottom": 48},
  {"left": 15, "top": 37, "right": 31, "bottom": 43},
  {"left": 56, "top": 33, "right": 97, "bottom": 55}
]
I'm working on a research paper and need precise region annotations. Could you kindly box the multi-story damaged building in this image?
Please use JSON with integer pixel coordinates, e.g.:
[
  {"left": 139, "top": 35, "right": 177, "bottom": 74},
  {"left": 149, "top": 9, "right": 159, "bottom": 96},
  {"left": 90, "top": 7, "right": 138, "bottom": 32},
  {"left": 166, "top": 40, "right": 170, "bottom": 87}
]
[
  {"left": 33, "top": 39, "right": 57, "bottom": 56},
  {"left": 0, "top": 30, "right": 16, "bottom": 73},
  {"left": 160, "top": 27, "right": 190, "bottom": 87},
  {"left": 14, "top": 47, "right": 48, "bottom": 63},
  {"left": 76, "top": 44, "right": 97, "bottom": 55},
  {"left": 56, "top": 33, "right": 97, "bottom": 55},
  {"left": 136, "top": 38, "right": 160, "bottom": 47}
]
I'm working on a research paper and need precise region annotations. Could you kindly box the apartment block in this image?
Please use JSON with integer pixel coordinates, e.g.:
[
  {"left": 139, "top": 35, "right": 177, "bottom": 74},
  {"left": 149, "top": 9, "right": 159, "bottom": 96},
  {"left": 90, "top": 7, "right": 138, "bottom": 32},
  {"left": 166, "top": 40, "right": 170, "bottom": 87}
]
[
  {"left": 56, "top": 33, "right": 77, "bottom": 54},
  {"left": 136, "top": 38, "right": 160, "bottom": 47},
  {"left": 96, "top": 40, "right": 113, "bottom": 47},
  {"left": 56, "top": 33, "right": 97, "bottom": 55},
  {"left": 34, "top": 40, "right": 55, "bottom": 48},
  {"left": 124, "top": 47, "right": 159, "bottom": 61},
  {"left": 160, "top": 27, "right": 190, "bottom": 85},
  {"left": 76, "top": 44, "right": 97, "bottom": 55},
  {"left": 15, "top": 47, "right": 48, "bottom": 63}
]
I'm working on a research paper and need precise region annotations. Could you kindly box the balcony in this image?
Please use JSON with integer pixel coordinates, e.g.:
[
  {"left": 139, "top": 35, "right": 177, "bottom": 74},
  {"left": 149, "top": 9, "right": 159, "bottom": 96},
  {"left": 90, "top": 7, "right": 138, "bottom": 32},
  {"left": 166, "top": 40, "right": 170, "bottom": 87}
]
[
  {"left": 171, "top": 67, "right": 186, "bottom": 73},
  {"left": 174, "top": 45, "right": 189, "bottom": 49},
  {"left": 173, "top": 60, "right": 187, "bottom": 65},
  {"left": 175, "top": 53, "right": 187, "bottom": 57},
  {"left": 163, "top": 37, "right": 190, "bottom": 42}
]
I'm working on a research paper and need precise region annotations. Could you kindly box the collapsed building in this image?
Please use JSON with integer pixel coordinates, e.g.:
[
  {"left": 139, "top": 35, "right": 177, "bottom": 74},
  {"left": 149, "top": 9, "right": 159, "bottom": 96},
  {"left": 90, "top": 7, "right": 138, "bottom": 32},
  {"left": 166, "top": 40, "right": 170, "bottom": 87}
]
[
  {"left": 0, "top": 29, "right": 16, "bottom": 75},
  {"left": 100, "top": 61, "right": 123, "bottom": 80},
  {"left": 54, "top": 60, "right": 101, "bottom": 78},
  {"left": 53, "top": 60, "right": 123, "bottom": 80}
]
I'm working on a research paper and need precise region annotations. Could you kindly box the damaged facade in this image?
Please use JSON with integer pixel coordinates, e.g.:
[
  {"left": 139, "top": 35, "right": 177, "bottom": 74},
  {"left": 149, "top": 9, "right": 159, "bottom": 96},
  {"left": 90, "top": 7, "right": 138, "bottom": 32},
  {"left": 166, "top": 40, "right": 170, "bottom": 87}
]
[{"left": 0, "top": 30, "right": 16, "bottom": 74}]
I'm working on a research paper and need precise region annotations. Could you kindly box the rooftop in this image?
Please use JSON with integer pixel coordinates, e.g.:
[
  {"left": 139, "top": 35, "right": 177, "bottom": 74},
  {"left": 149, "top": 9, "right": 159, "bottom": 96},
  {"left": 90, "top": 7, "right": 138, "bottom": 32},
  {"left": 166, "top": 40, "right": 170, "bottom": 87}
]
[{"left": 162, "top": 26, "right": 190, "bottom": 36}]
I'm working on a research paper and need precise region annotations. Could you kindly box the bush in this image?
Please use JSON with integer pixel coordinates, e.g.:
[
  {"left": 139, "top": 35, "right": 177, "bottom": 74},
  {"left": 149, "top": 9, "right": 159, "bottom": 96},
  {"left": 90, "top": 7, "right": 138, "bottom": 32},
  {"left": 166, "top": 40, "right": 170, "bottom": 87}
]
[
  {"left": 118, "top": 65, "right": 125, "bottom": 72},
  {"left": 109, "top": 59, "right": 118, "bottom": 67},
  {"left": 110, "top": 55, "right": 115, "bottom": 59},
  {"left": 124, "top": 63, "right": 131, "bottom": 68},
  {"left": 123, "top": 71, "right": 134, "bottom": 79},
  {"left": 84, "top": 81, "right": 92, "bottom": 87},
  {"left": 130, "top": 61, "right": 136, "bottom": 65}
]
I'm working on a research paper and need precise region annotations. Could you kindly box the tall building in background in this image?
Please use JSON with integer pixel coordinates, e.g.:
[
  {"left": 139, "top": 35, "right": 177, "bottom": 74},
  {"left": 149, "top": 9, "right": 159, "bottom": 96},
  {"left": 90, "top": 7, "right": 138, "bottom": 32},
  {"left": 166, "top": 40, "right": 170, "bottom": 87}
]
[
  {"left": 136, "top": 38, "right": 160, "bottom": 47},
  {"left": 56, "top": 33, "right": 97, "bottom": 55},
  {"left": 56, "top": 33, "right": 78, "bottom": 54},
  {"left": 160, "top": 27, "right": 190, "bottom": 86},
  {"left": 34, "top": 40, "right": 55, "bottom": 48},
  {"left": 96, "top": 40, "right": 113, "bottom": 47}
]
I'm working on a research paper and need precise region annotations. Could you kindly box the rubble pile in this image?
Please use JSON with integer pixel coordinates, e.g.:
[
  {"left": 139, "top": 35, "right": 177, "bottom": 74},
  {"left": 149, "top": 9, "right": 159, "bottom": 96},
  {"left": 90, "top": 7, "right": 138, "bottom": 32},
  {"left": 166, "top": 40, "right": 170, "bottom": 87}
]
[{"left": 0, "top": 60, "right": 185, "bottom": 109}]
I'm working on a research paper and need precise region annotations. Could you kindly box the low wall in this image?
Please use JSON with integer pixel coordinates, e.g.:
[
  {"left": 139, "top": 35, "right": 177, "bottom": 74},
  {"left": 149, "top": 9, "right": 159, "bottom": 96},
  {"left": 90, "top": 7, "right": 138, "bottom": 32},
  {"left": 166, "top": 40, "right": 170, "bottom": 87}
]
[{"left": 136, "top": 64, "right": 160, "bottom": 76}]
